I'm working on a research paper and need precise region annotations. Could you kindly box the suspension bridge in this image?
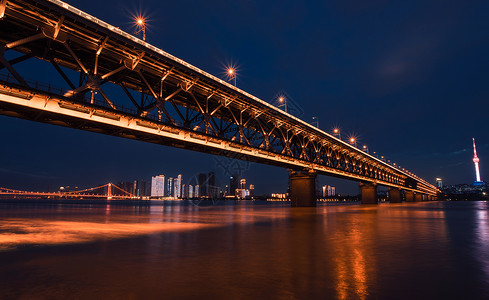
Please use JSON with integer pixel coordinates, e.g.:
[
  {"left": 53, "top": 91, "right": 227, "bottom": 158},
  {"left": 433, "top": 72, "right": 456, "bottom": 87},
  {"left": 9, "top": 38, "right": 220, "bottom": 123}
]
[{"left": 0, "top": 183, "right": 136, "bottom": 200}]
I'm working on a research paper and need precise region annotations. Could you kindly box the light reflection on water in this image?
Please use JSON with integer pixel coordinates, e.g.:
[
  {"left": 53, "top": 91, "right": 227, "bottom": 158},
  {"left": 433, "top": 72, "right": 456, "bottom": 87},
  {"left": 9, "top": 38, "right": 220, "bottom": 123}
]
[{"left": 0, "top": 201, "right": 487, "bottom": 299}]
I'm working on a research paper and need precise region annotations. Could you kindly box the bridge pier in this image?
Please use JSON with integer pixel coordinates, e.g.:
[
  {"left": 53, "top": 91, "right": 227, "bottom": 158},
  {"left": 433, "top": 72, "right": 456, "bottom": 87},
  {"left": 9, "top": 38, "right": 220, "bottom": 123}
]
[
  {"left": 289, "top": 170, "right": 317, "bottom": 207},
  {"left": 414, "top": 193, "right": 423, "bottom": 202},
  {"left": 388, "top": 187, "right": 402, "bottom": 203},
  {"left": 405, "top": 190, "right": 415, "bottom": 202},
  {"left": 360, "top": 182, "right": 377, "bottom": 204}
]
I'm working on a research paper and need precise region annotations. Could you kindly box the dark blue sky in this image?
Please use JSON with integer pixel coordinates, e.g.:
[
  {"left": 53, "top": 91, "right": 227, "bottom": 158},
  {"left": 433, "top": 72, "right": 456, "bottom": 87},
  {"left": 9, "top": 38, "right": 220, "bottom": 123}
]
[{"left": 1, "top": 0, "right": 489, "bottom": 194}]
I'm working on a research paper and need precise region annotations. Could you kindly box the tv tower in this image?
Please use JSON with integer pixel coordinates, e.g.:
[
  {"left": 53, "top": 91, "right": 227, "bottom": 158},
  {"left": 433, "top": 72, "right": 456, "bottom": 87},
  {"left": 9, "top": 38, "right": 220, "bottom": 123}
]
[{"left": 473, "top": 138, "right": 482, "bottom": 183}]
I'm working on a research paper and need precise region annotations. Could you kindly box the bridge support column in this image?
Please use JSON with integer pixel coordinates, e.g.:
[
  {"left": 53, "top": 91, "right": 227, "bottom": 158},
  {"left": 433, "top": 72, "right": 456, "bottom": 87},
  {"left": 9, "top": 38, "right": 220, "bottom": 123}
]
[
  {"left": 360, "top": 182, "right": 377, "bottom": 204},
  {"left": 405, "top": 190, "right": 415, "bottom": 202},
  {"left": 388, "top": 187, "right": 402, "bottom": 203},
  {"left": 415, "top": 193, "right": 423, "bottom": 202},
  {"left": 289, "top": 170, "right": 317, "bottom": 207}
]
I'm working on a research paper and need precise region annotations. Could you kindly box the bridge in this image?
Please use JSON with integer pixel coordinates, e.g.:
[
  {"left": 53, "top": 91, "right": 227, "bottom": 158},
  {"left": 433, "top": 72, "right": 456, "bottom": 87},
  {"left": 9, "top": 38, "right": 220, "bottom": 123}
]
[
  {"left": 0, "top": 183, "right": 135, "bottom": 200},
  {"left": 0, "top": 0, "right": 439, "bottom": 206}
]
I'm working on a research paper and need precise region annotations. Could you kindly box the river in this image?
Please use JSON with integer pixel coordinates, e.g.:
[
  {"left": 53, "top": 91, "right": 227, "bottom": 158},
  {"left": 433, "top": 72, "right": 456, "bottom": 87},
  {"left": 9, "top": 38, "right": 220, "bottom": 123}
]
[{"left": 0, "top": 201, "right": 488, "bottom": 299}]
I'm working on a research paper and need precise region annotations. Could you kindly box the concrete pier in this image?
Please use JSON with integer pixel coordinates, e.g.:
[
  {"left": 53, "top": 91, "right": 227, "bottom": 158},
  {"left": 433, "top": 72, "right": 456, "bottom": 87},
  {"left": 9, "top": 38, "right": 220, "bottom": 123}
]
[
  {"left": 360, "top": 182, "right": 377, "bottom": 204},
  {"left": 415, "top": 193, "right": 423, "bottom": 202},
  {"left": 290, "top": 170, "right": 317, "bottom": 207},
  {"left": 405, "top": 190, "right": 415, "bottom": 202},
  {"left": 389, "top": 188, "right": 402, "bottom": 203}
]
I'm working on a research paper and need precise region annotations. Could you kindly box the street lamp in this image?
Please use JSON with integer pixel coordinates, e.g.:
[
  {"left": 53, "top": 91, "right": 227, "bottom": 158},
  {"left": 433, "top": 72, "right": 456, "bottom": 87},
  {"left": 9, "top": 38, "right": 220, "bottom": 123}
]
[
  {"left": 362, "top": 145, "right": 369, "bottom": 154},
  {"left": 226, "top": 67, "right": 236, "bottom": 86},
  {"left": 135, "top": 17, "right": 146, "bottom": 41},
  {"left": 349, "top": 137, "right": 357, "bottom": 147},
  {"left": 332, "top": 128, "right": 341, "bottom": 140},
  {"left": 278, "top": 96, "right": 287, "bottom": 113},
  {"left": 312, "top": 116, "right": 319, "bottom": 128}
]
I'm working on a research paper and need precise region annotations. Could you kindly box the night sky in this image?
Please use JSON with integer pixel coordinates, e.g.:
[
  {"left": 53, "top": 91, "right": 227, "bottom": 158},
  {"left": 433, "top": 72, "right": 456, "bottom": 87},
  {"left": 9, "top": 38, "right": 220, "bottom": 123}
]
[{"left": 1, "top": 0, "right": 489, "bottom": 194}]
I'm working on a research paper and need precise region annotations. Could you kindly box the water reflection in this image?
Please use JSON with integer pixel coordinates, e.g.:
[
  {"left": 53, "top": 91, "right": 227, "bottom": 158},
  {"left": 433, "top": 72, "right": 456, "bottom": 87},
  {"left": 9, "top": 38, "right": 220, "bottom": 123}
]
[
  {"left": 475, "top": 201, "right": 489, "bottom": 287},
  {"left": 0, "top": 202, "right": 484, "bottom": 299}
]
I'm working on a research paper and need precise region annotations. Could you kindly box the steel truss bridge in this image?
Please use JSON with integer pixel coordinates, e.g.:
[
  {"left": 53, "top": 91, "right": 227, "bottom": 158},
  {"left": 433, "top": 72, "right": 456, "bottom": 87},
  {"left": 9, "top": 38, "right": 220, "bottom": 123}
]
[{"left": 0, "top": 0, "right": 439, "bottom": 204}]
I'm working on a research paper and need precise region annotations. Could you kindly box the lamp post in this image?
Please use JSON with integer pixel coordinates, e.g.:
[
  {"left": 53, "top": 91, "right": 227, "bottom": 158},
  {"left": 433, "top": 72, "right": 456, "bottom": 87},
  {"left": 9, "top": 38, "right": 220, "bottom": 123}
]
[
  {"left": 362, "top": 145, "right": 369, "bottom": 154},
  {"left": 278, "top": 96, "right": 287, "bottom": 113},
  {"left": 135, "top": 17, "right": 146, "bottom": 41},
  {"left": 312, "top": 116, "right": 319, "bottom": 128},
  {"left": 227, "top": 67, "right": 236, "bottom": 86}
]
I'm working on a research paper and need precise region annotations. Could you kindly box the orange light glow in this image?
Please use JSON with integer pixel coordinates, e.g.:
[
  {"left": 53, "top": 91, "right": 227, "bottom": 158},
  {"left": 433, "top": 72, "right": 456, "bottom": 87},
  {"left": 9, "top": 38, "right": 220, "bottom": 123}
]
[
  {"left": 279, "top": 97, "right": 284, "bottom": 102},
  {"left": 350, "top": 138, "right": 355, "bottom": 143},
  {"left": 227, "top": 68, "right": 235, "bottom": 75}
]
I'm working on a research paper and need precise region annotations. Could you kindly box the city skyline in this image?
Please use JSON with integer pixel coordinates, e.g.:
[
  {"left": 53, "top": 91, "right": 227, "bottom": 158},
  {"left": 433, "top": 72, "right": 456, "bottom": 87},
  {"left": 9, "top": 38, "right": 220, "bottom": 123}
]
[{"left": 0, "top": 0, "right": 488, "bottom": 194}]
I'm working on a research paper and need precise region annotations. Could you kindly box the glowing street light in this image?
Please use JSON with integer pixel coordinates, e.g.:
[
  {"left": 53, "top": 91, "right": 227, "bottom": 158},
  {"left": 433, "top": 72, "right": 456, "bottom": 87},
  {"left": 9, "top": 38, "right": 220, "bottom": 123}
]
[
  {"left": 312, "top": 116, "right": 319, "bottom": 128},
  {"left": 278, "top": 96, "right": 287, "bottom": 113},
  {"left": 226, "top": 67, "right": 236, "bottom": 86},
  {"left": 135, "top": 17, "right": 146, "bottom": 41},
  {"left": 362, "top": 145, "right": 369, "bottom": 154},
  {"left": 332, "top": 128, "right": 341, "bottom": 140},
  {"left": 349, "top": 137, "right": 357, "bottom": 147}
]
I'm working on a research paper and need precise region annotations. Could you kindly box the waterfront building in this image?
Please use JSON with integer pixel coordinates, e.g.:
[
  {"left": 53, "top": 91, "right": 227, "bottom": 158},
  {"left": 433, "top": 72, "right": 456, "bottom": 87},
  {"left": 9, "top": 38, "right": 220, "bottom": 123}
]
[
  {"left": 189, "top": 185, "right": 194, "bottom": 198},
  {"left": 151, "top": 175, "right": 165, "bottom": 197},
  {"left": 174, "top": 174, "right": 182, "bottom": 198},
  {"left": 436, "top": 178, "right": 443, "bottom": 189},
  {"left": 240, "top": 179, "right": 246, "bottom": 189},
  {"left": 249, "top": 184, "right": 255, "bottom": 196},
  {"left": 194, "top": 185, "right": 200, "bottom": 198},
  {"left": 229, "top": 174, "right": 239, "bottom": 196},
  {"left": 167, "top": 177, "right": 173, "bottom": 197},
  {"left": 197, "top": 173, "right": 207, "bottom": 196}
]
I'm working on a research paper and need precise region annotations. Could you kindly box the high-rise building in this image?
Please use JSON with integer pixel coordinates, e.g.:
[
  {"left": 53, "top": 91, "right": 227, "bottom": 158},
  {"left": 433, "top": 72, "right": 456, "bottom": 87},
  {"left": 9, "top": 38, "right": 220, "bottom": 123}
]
[
  {"left": 249, "top": 184, "right": 255, "bottom": 196},
  {"left": 473, "top": 138, "right": 482, "bottom": 184},
  {"left": 322, "top": 185, "right": 335, "bottom": 197},
  {"left": 167, "top": 177, "right": 173, "bottom": 197},
  {"left": 174, "top": 174, "right": 182, "bottom": 198},
  {"left": 195, "top": 185, "right": 200, "bottom": 198},
  {"left": 230, "top": 174, "right": 239, "bottom": 196},
  {"left": 189, "top": 185, "right": 194, "bottom": 198},
  {"left": 151, "top": 175, "right": 165, "bottom": 197},
  {"left": 198, "top": 173, "right": 207, "bottom": 196},
  {"left": 436, "top": 178, "right": 443, "bottom": 189},
  {"left": 240, "top": 179, "right": 246, "bottom": 189}
]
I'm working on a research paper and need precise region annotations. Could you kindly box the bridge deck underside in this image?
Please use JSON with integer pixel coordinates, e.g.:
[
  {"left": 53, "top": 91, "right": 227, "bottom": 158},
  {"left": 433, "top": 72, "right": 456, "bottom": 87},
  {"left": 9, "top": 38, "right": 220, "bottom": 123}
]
[{"left": 0, "top": 0, "right": 438, "bottom": 195}]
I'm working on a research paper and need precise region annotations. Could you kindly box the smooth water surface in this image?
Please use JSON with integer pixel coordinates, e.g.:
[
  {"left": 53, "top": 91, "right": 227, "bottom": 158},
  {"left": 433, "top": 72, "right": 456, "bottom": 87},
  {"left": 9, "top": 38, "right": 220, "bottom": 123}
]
[{"left": 0, "top": 201, "right": 488, "bottom": 299}]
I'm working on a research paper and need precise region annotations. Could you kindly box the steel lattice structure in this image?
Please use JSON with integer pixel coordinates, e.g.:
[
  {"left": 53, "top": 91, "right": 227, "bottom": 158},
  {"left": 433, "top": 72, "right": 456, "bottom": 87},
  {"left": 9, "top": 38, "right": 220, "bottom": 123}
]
[{"left": 0, "top": 0, "right": 438, "bottom": 195}]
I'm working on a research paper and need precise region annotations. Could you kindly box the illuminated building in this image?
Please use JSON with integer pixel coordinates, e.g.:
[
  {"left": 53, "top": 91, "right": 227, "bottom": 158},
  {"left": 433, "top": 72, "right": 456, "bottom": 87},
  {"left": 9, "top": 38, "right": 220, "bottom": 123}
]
[
  {"left": 189, "top": 185, "right": 193, "bottom": 198},
  {"left": 230, "top": 174, "right": 239, "bottom": 196},
  {"left": 151, "top": 175, "right": 165, "bottom": 197},
  {"left": 436, "top": 178, "right": 443, "bottom": 189},
  {"left": 194, "top": 185, "right": 200, "bottom": 198},
  {"left": 167, "top": 177, "right": 173, "bottom": 197},
  {"left": 322, "top": 185, "right": 336, "bottom": 197},
  {"left": 249, "top": 184, "right": 255, "bottom": 196},
  {"left": 174, "top": 174, "right": 182, "bottom": 197},
  {"left": 240, "top": 179, "right": 246, "bottom": 189}
]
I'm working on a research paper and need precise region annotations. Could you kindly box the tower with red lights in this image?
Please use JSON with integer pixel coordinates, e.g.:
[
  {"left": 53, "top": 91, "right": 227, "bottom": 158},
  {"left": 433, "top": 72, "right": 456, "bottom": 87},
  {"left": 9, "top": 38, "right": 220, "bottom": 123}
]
[{"left": 473, "top": 138, "right": 482, "bottom": 183}]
